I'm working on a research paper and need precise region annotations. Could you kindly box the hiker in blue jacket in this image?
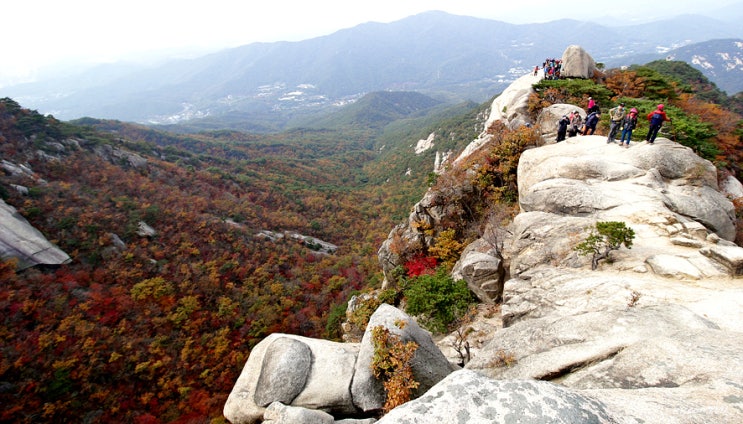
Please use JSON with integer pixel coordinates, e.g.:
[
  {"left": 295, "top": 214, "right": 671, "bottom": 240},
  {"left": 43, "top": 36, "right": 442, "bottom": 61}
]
[{"left": 582, "top": 111, "right": 600, "bottom": 135}]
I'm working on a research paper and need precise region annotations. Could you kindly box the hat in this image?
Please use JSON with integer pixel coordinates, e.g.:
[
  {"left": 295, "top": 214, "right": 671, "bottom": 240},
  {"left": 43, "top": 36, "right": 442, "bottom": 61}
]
[
  {"left": 657, "top": 104, "right": 664, "bottom": 110},
  {"left": 619, "top": 103, "right": 625, "bottom": 106},
  {"left": 630, "top": 108, "right": 638, "bottom": 113}
]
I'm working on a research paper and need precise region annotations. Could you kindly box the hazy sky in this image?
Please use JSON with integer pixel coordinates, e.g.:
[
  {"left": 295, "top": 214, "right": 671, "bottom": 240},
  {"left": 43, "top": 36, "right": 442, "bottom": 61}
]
[{"left": 2, "top": 0, "right": 739, "bottom": 86}]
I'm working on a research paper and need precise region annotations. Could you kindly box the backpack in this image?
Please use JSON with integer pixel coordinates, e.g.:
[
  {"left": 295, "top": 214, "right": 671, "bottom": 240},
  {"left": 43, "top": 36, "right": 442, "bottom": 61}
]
[{"left": 650, "top": 112, "right": 664, "bottom": 126}]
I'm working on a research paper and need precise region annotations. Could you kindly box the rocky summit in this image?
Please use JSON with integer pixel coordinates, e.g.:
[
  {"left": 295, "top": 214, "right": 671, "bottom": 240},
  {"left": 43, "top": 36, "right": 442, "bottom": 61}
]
[{"left": 223, "top": 46, "right": 743, "bottom": 423}]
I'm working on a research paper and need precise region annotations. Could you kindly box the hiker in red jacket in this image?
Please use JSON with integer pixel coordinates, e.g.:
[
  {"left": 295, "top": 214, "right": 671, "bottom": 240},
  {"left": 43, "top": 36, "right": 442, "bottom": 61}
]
[{"left": 645, "top": 104, "right": 671, "bottom": 144}]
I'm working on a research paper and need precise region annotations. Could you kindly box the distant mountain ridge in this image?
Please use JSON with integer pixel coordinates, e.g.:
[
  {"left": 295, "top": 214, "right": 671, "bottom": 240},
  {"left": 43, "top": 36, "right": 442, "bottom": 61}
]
[
  {"left": 663, "top": 38, "right": 743, "bottom": 95},
  {"left": 3, "top": 11, "right": 742, "bottom": 130}
]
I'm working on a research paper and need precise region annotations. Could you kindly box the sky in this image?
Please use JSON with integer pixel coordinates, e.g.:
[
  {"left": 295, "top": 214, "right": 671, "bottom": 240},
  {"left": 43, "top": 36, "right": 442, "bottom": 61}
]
[{"left": 1, "top": 0, "right": 739, "bottom": 87}]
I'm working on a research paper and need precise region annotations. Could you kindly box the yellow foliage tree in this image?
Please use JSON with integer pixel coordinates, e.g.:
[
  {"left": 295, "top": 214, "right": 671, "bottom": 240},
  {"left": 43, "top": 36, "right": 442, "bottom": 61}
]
[{"left": 370, "top": 325, "right": 420, "bottom": 412}]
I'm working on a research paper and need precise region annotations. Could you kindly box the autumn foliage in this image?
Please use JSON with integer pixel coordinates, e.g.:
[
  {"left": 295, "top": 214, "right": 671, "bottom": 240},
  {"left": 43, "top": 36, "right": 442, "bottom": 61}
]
[
  {"left": 0, "top": 98, "right": 396, "bottom": 422},
  {"left": 370, "top": 324, "right": 419, "bottom": 413}
]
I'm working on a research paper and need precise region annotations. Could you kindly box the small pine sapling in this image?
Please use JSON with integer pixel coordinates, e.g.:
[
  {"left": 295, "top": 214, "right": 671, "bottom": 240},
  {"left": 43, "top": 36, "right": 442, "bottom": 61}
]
[{"left": 574, "top": 221, "right": 635, "bottom": 270}]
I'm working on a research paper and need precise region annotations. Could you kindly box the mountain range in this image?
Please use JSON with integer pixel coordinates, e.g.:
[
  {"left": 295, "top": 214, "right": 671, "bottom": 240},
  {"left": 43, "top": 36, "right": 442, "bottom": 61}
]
[{"left": 3, "top": 10, "right": 743, "bottom": 131}]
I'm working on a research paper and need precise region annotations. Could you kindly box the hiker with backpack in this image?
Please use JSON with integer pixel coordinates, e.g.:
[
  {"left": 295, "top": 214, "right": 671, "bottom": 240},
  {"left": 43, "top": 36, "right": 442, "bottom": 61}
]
[
  {"left": 645, "top": 104, "right": 671, "bottom": 144},
  {"left": 583, "top": 110, "right": 600, "bottom": 135},
  {"left": 606, "top": 102, "right": 625, "bottom": 143},
  {"left": 619, "top": 108, "right": 638, "bottom": 148}
]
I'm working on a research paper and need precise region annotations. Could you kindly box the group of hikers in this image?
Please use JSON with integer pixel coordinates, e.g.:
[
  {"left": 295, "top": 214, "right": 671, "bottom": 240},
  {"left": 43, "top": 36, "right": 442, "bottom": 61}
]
[
  {"left": 556, "top": 99, "right": 671, "bottom": 147},
  {"left": 535, "top": 58, "right": 562, "bottom": 80}
]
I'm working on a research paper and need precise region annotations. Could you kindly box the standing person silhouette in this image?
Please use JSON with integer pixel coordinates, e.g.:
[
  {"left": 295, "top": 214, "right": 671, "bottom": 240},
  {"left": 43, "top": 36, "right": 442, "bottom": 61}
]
[
  {"left": 583, "top": 111, "right": 600, "bottom": 135},
  {"left": 619, "top": 108, "right": 638, "bottom": 147},
  {"left": 606, "top": 103, "right": 625, "bottom": 143},
  {"left": 645, "top": 104, "right": 670, "bottom": 144},
  {"left": 556, "top": 115, "right": 570, "bottom": 142}
]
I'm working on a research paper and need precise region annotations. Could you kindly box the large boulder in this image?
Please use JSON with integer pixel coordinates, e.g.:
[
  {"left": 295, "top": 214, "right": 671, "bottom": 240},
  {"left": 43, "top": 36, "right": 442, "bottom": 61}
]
[
  {"left": 560, "top": 45, "right": 597, "bottom": 79},
  {"left": 537, "top": 104, "right": 584, "bottom": 143},
  {"left": 377, "top": 369, "right": 620, "bottom": 424},
  {"left": 224, "top": 304, "right": 456, "bottom": 422},
  {"left": 0, "top": 198, "right": 70, "bottom": 270},
  {"left": 506, "top": 137, "right": 739, "bottom": 278},
  {"left": 223, "top": 334, "right": 360, "bottom": 424},
  {"left": 721, "top": 173, "right": 743, "bottom": 201},
  {"left": 451, "top": 238, "right": 505, "bottom": 303},
  {"left": 452, "top": 70, "right": 542, "bottom": 168},
  {"left": 351, "top": 304, "right": 458, "bottom": 412},
  {"left": 481, "top": 72, "right": 542, "bottom": 132}
]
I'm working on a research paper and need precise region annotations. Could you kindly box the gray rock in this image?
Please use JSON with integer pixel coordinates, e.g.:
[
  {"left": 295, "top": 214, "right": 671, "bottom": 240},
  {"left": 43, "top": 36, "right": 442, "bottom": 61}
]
[
  {"left": 94, "top": 144, "right": 148, "bottom": 169},
  {"left": 645, "top": 255, "right": 703, "bottom": 280},
  {"left": 108, "top": 233, "right": 127, "bottom": 250},
  {"left": 560, "top": 45, "right": 597, "bottom": 79},
  {"left": 537, "top": 104, "right": 585, "bottom": 143},
  {"left": 662, "top": 185, "right": 736, "bottom": 241},
  {"left": 452, "top": 239, "right": 505, "bottom": 302},
  {"left": 506, "top": 138, "right": 738, "bottom": 279},
  {"left": 136, "top": 221, "right": 156, "bottom": 237},
  {"left": 459, "top": 262, "right": 743, "bottom": 424},
  {"left": 669, "top": 236, "right": 704, "bottom": 248},
  {"left": 479, "top": 72, "right": 541, "bottom": 132},
  {"left": 701, "top": 244, "right": 743, "bottom": 275},
  {"left": 506, "top": 212, "right": 588, "bottom": 275},
  {"left": 561, "top": 329, "right": 743, "bottom": 390},
  {"left": 585, "top": 380, "right": 743, "bottom": 424},
  {"left": 254, "top": 338, "right": 312, "bottom": 407},
  {"left": 263, "top": 402, "right": 334, "bottom": 424},
  {"left": 377, "top": 369, "right": 619, "bottom": 424},
  {"left": 1, "top": 160, "right": 35, "bottom": 178},
  {"left": 224, "top": 334, "right": 360, "bottom": 424},
  {"left": 10, "top": 184, "right": 28, "bottom": 195},
  {"left": 721, "top": 174, "right": 743, "bottom": 200},
  {"left": 0, "top": 198, "right": 70, "bottom": 270},
  {"left": 351, "top": 304, "right": 457, "bottom": 412},
  {"left": 474, "top": 303, "right": 720, "bottom": 382}
]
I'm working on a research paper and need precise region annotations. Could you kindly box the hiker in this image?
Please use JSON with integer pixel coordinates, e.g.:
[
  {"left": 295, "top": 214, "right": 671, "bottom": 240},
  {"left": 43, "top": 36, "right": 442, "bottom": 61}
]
[
  {"left": 587, "top": 97, "right": 595, "bottom": 112},
  {"left": 645, "top": 104, "right": 671, "bottom": 144},
  {"left": 556, "top": 115, "right": 570, "bottom": 142},
  {"left": 619, "top": 108, "right": 638, "bottom": 148},
  {"left": 568, "top": 111, "right": 582, "bottom": 137},
  {"left": 606, "top": 103, "right": 625, "bottom": 143},
  {"left": 583, "top": 111, "right": 600, "bottom": 135}
]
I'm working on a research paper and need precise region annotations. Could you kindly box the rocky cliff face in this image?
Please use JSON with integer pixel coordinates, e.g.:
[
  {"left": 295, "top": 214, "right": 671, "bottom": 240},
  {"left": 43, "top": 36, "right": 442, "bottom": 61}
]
[
  {"left": 375, "top": 45, "right": 743, "bottom": 422},
  {"left": 224, "top": 46, "right": 743, "bottom": 423}
]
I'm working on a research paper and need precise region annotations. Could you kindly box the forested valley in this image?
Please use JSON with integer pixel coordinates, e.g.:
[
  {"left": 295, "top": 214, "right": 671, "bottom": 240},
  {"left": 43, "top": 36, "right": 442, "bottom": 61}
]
[{"left": 0, "top": 94, "right": 482, "bottom": 422}]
